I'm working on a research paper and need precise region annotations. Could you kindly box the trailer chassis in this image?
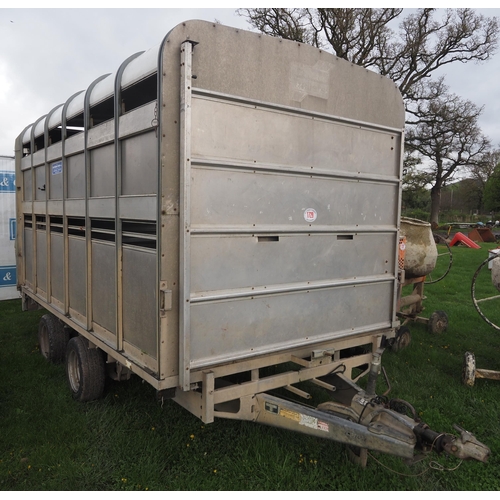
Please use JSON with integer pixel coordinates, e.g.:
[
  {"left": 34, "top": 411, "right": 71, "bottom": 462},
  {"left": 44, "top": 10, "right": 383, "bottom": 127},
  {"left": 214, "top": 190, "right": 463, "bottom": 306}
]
[
  {"left": 23, "top": 286, "right": 490, "bottom": 466},
  {"left": 173, "top": 344, "right": 490, "bottom": 466}
]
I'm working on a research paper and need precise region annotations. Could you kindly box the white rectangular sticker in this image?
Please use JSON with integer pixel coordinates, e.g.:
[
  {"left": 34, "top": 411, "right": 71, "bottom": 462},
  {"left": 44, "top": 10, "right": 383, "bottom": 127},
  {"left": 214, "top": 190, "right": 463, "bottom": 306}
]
[{"left": 52, "top": 161, "right": 63, "bottom": 175}]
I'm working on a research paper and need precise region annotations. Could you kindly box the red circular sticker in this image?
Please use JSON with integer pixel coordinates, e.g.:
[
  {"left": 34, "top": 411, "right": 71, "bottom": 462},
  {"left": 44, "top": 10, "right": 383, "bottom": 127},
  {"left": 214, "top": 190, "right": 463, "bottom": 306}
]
[{"left": 304, "top": 208, "right": 317, "bottom": 222}]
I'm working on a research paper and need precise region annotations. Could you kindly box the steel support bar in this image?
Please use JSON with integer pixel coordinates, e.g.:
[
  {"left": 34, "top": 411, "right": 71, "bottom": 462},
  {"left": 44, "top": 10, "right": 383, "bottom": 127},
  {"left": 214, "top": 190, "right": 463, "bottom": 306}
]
[
  {"left": 476, "top": 368, "right": 500, "bottom": 381},
  {"left": 254, "top": 393, "right": 415, "bottom": 459},
  {"left": 399, "top": 293, "right": 423, "bottom": 308}
]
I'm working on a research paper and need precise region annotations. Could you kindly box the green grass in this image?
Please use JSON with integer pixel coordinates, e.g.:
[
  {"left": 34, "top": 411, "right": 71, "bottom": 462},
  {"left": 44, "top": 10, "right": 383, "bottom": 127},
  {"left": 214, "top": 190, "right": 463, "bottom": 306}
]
[{"left": 2, "top": 243, "right": 500, "bottom": 490}]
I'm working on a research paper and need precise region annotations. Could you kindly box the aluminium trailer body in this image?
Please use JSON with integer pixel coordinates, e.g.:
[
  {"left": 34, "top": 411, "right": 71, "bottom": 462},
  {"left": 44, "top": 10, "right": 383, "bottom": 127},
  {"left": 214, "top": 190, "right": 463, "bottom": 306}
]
[{"left": 15, "top": 20, "right": 489, "bottom": 465}]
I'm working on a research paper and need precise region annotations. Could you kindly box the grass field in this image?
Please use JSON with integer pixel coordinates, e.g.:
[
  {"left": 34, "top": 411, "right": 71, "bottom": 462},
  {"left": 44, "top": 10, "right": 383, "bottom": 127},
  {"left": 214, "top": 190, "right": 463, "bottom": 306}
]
[{"left": 1, "top": 242, "right": 500, "bottom": 490}]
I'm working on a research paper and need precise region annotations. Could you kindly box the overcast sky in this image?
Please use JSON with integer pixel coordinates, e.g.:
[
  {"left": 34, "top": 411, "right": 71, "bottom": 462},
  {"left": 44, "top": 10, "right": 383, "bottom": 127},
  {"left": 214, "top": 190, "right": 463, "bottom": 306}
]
[{"left": 1, "top": 6, "right": 499, "bottom": 156}]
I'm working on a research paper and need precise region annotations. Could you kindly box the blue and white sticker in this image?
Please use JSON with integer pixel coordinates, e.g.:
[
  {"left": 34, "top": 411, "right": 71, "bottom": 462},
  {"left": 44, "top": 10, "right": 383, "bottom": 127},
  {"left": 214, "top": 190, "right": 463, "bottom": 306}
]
[
  {"left": 304, "top": 208, "right": 317, "bottom": 223},
  {"left": 52, "top": 161, "right": 63, "bottom": 175},
  {"left": 0, "top": 171, "right": 15, "bottom": 192},
  {"left": 0, "top": 266, "right": 16, "bottom": 287}
]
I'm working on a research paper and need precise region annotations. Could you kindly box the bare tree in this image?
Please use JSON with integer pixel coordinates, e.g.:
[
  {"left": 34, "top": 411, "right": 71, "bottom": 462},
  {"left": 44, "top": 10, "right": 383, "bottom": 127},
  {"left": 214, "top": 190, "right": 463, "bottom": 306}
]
[
  {"left": 405, "top": 88, "right": 491, "bottom": 225},
  {"left": 311, "top": 8, "right": 402, "bottom": 65},
  {"left": 402, "top": 153, "right": 432, "bottom": 211},
  {"left": 480, "top": 151, "right": 500, "bottom": 214},
  {"left": 237, "top": 8, "right": 498, "bottom": 105},
  {"left": 381, "top": 9, "right": 499, "bottom": 105},
  {"left": 236, "top": 8, "right": 313, "bottom": 45},
  {"left": 468, "top": 149, "right": 500, "bottom": 184},
  {"left": 464, "top": 149, "right": 500, "bottom": 211}
]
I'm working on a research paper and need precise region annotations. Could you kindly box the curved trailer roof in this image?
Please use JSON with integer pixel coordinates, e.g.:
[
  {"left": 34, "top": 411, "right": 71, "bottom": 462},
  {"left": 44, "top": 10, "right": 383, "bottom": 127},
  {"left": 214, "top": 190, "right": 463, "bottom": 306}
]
[
  {"left": 18, "top": 41, "right": 161, "bottom": 149},
  {"left": 17, "top": 20, "right": 405, "bottom": 153}
]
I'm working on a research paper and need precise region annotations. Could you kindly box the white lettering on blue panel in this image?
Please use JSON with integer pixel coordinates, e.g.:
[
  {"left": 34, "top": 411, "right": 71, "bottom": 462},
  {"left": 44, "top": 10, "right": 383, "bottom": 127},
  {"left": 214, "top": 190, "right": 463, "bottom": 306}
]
[
  {"left": 0, "top": 266, "right": 17, "bottom": 287},
  {"left": 52, "top": 161, "right": 63, "bottom": 175},
  {"left": 0, "top": 171, "right": 15, "bottom": 192}
]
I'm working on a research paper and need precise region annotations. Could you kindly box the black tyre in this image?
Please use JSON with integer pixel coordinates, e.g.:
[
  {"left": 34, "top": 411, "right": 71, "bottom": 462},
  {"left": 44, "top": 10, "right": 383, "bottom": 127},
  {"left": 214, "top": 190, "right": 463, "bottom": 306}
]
[
  {"left": 65, "top": 336, "right": 106, "bottom": 402},
  {"left": 38, "top": 314, "right": 70, "bottom": 363},
  {"left": 428, "top": 310, "right": 448, "bottom": 334},
  {"left": 462, "top": 351, "right": 476, "bottom": 387},
  {"left": 391, "top": 326, "right": 411, "bottom": 352}
]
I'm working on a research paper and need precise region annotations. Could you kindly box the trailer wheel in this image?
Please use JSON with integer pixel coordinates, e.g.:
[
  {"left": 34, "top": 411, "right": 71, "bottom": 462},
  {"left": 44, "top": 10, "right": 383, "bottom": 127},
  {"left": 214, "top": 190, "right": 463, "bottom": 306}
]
[
  {"left": 391, "top": 326, "right": 411, "bottom": 352},
  {"left": 65, "top": 336, "right": 106, "bottom": 402},
  {"left": 462, "top": 351, "right": 476, "bottom": 387},
  {"left": 38, "top": 314, "right": 70, "bottom": 363},
  {"left": 428, "top": 310, "right": 448, "bottom": 334}
]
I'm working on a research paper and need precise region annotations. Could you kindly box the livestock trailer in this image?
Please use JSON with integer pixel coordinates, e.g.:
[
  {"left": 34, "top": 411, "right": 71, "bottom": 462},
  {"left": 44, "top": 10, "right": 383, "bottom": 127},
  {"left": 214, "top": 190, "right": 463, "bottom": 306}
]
[{"left": 15, "top": 20, "right": 489, "bottom": 465}]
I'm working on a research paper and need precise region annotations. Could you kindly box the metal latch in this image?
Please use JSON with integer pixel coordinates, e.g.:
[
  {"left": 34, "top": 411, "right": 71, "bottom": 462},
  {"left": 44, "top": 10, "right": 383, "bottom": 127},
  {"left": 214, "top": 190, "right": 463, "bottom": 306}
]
[
  {"left": 160, "top": 289, "right": 172, "bottom": 314},
  {"left": 311, "top": 349, "right": 335, "bottom": 359}
]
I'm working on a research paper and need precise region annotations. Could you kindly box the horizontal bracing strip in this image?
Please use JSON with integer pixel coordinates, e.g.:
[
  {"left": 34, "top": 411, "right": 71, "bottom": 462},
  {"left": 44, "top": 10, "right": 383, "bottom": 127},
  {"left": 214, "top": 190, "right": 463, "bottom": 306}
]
[
  {"left": 191, "top": 157, "right": 400, "bottom": 185},
  {"left": 189, "top": 225, "right": 398, "bottom": 235},
  {"left": 190, "top": 274, "right": 395, "bottom": 303}
]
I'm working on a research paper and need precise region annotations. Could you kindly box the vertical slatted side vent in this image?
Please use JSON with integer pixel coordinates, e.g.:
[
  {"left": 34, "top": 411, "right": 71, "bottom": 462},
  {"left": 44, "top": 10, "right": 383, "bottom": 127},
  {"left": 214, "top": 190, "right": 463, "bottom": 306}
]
[
  {"left": 122, "top": 220, "right": 156, "bottom": 250},
  {"left": 24, "top": 214, "right": 33, "bottom": 228},
  {"left": 91, "top": 218, "right": 116, "bottom": 243},
  {"left": 50, "top": 216, "right": 63, "bottom": 234},
  {"left": 35, "top": 215, "right": 46, "bottom": 230},
  {"left": 67, "top": 217, "right": 86, "bottom": 238}
]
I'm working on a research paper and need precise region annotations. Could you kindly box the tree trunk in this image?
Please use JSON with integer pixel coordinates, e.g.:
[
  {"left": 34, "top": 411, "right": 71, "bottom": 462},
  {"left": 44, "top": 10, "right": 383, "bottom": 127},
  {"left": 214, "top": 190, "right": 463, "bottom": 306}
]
[{"left": 430, "top": 185, "right": 441, "bottom": 227}]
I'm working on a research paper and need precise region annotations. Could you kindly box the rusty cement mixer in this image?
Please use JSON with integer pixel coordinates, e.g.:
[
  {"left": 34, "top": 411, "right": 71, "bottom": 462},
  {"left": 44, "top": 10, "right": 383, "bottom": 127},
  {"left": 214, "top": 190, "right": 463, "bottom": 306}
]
[
  {"left": 393, "top": 217, "right": 450, "bottom": 351},
  {"left": 463, "top": 251, "right": 500, "bottom": 386}
]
